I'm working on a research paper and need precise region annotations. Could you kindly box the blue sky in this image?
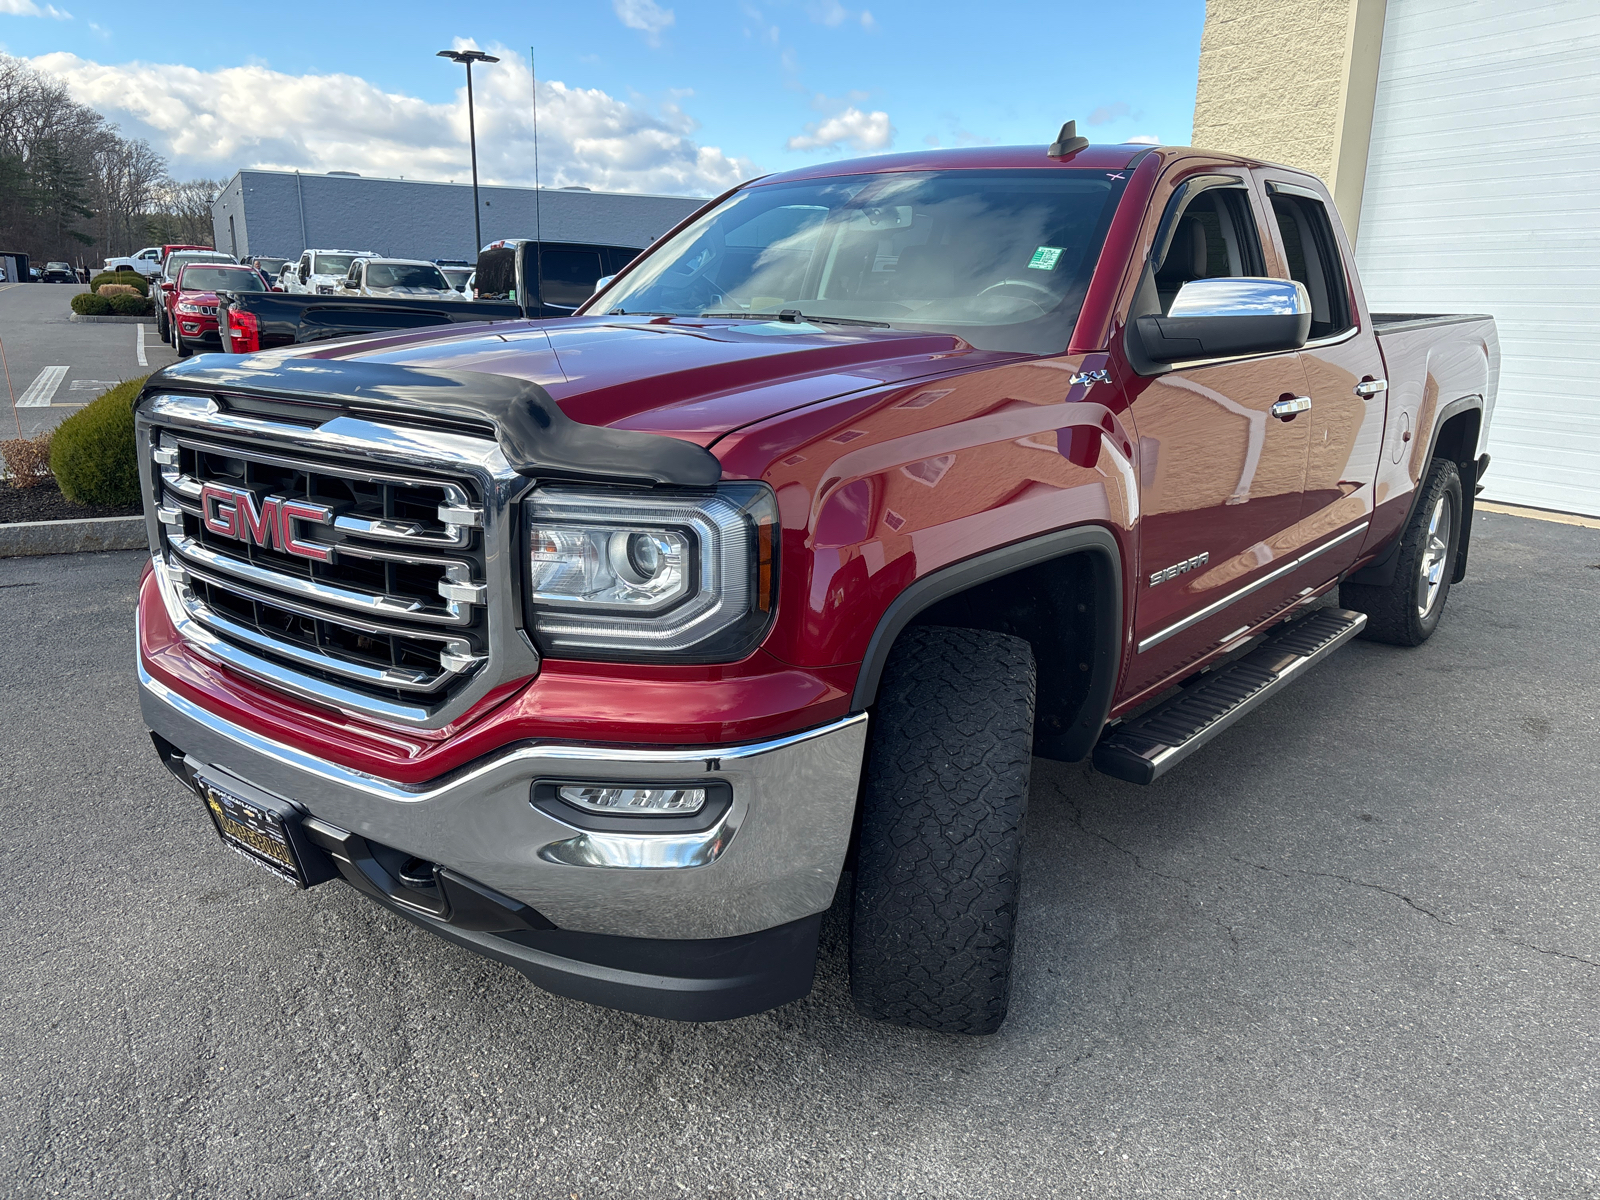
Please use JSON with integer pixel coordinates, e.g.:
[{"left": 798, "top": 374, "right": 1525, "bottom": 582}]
[{"left": 2, "top": 0, "right": 1205, "bottom": 195}]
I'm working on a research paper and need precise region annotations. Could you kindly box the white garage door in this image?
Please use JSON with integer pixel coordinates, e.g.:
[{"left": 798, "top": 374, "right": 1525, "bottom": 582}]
[{"left": 1356, "top": 0, "right": 1600, "bottom": 516}]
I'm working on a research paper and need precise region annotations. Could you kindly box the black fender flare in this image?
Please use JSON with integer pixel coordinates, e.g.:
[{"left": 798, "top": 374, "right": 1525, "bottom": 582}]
[{"left": 850, "top": 525, "right": 1124, "bottom": 761}]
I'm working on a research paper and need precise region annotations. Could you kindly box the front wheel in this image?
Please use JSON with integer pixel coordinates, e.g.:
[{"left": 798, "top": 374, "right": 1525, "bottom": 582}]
[
  {"left": 1343, "top": 457, "right": 1462, "bottom": 645},
  {"left": 849, "top": 626, "right": 1036, "bottom": 1035}
]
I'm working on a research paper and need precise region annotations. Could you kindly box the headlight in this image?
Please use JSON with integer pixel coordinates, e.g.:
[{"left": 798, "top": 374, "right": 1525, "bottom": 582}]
[
  {"left": 523, "top": 483, "right": 778, "bottom": 661},
  {"left": 175, "top": 300, "right": 203, "bottom": 313}
]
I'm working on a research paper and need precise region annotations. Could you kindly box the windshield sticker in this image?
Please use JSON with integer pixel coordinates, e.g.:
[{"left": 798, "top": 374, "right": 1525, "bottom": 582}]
[{"left": 1027, "top": 246, "right": 1065, "bottom": 271}]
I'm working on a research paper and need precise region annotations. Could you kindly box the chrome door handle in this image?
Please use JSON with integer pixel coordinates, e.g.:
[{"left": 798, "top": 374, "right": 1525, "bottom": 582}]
[
  {"left": 1271, "top": 395, "right": 1312, "bottom": 418},
  {"left": 1354, "top": 379, "right": 1388, "bottom": 397}
]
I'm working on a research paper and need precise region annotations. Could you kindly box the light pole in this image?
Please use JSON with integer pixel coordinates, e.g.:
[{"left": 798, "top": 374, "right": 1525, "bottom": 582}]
[{"left": 437, "top": 48, "right": 500, "bottom": 260}]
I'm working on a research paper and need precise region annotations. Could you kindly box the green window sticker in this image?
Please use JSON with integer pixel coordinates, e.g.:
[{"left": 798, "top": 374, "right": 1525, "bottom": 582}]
[{"left": 1027, "top": 246, "right": 1064, "bottom": 271}]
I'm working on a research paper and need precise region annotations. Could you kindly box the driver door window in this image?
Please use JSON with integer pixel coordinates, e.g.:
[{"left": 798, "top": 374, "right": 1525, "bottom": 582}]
[{"left": 1152, "top": 188, "right": 1265, "bottom": 313}]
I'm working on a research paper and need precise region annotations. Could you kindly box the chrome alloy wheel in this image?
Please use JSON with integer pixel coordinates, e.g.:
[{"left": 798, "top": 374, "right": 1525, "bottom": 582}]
[{"left": 1415, "top": 493, "right": 1453, "bottom": 619}]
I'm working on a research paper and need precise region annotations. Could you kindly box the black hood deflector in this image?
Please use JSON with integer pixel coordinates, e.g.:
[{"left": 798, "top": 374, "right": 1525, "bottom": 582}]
[{"left": 141, "top": 356, "right": 723, "bottom": 487}]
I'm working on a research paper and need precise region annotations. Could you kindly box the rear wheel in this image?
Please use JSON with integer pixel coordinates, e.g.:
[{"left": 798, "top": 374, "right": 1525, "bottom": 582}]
[
  {"left": 849, "top": 626, "right": 1036, "bottom": 1035},
  {"left": 1343, "top": 457, "right": 1462, "bottom": 646}
]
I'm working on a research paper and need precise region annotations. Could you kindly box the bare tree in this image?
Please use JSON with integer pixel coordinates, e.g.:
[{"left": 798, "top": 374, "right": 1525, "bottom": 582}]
[{"left": 0, "top": 54, "right": 176, "bottom": 267}]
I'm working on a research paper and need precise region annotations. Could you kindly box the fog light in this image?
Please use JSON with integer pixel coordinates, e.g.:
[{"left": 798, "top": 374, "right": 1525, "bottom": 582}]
[{"left": 556, "top": 785, "right": 706, "bottom": 815}]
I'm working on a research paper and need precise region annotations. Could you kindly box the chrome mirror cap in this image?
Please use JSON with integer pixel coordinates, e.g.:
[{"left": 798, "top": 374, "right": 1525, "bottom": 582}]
[{"left": 1168, "top": 277, "right": 1311, "bottom": 319}]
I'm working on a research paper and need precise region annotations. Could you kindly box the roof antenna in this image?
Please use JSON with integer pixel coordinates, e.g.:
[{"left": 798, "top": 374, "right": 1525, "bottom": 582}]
[
  {"left": 1047, "top": 120, "right": 1089, "bottom": 158},
  {"left": 531, "top": 47, "right": 543, "bottom": 313}
]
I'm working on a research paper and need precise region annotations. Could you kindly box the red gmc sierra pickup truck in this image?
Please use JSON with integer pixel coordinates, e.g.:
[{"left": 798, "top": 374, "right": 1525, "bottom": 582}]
[{"left": 135, "top": 128, "right": 1498, "bottom": 1035}]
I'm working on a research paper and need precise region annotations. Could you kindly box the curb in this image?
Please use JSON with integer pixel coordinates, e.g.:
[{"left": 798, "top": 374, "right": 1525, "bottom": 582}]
[
  {"left": 0, "top": 515, "right": 147, "bottom": 557},
  {"left": 68, "top": 313, "right": 156, "bottom": 324}
]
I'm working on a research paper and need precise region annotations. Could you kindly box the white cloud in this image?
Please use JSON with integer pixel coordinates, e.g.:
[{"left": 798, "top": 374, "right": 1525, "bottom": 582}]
[
  {"left": 806, "top": 0, "right": 875, "bottom": 29},
  {"left": 1123, "top": 134, "right": 1160, "bottom": 145},
  {"left": 1088, "top": 102, "right": 1130, "bottom": 126},
  {"left": 612, "top": 0, "right": 674, "bottom": 45},
  {"left": 787, "top": 105, "right": 893, "bottom": 153},
  {"left": 25, "top": 49, "right": 755, "bottom": 196},
  {"left": 1, "top": 0, "right": 72, "bottom": 16}
]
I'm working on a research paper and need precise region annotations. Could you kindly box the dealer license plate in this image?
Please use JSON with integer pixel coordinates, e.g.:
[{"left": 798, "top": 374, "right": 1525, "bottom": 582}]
[{"left": 200, "top": 779, "right": 307, "bottom": 886}]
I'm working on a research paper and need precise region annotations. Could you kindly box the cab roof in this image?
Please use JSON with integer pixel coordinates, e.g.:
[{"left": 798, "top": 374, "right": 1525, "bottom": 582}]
[{"left": 756, "top": 142, "right": 1165, "bottom": 186}]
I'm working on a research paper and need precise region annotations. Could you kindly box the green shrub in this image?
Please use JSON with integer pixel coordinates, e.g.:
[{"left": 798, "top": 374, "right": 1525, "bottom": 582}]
[
  {"left": 108, "top": 292, "right": 152, "bottom": 315},
  {"left": 49, "top": 377, "right": 148, "bottom": 506},
  {"left": 71, "top": 292, "right": 112, "bottom": 316},
  {"left": 90, "top": 271, "right": 147, "bottom": 296}
]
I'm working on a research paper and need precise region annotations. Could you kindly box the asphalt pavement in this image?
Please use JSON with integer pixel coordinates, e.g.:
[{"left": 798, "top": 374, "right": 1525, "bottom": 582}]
[
  {"left": 1, "top": 508, "right": 1597, "bottom": 1199},
  {"left": 0, "top": 282, "right": 178, "bottom": 438}
]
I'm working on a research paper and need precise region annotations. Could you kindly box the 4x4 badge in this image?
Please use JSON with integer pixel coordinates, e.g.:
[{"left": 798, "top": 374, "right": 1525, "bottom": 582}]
[{"left": 1150, "top": 552, "right": 1209, "bottom": 588}]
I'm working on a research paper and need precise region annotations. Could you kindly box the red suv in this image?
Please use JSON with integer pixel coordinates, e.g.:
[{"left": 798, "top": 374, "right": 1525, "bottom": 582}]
[{"left": 169, "top": 264, "right": 269, "bottom": 357}]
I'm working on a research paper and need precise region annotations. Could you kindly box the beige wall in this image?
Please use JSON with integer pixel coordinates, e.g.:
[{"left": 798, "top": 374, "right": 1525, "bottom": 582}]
[{"left": 1192, "top": 0, "right": 1387, "bottom": 240}]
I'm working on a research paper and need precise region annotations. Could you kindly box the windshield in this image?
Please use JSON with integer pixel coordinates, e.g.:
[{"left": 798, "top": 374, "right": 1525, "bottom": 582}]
[
  {"left": 181, "top": 267, "right": 266, "bottom": 292},
  {"left": 255, "top": 258, "right": 287, "bottom": 274},
  {"left": 47, "top": 262, "right": 70, "bottom": 270},
  {"left": 599, "top": 169, "right": 1129, "bottom": 353},
  {"left": 366, "top": 263, "right": 448, "bottom": 290},
  {"left": 441, "top": 267, "right": 472, "bottom": 288},
  {"left": 313, "top": 254, "right": 356, "bottom": 276}
]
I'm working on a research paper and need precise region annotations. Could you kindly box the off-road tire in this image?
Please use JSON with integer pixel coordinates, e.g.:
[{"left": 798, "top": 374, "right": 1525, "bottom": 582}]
[
  {"left": 1343, "top": 457, "right": 1462, "bottom": 646},
  {"left": 849, "top": 625, "right": 1036, "bottom": 1035}
]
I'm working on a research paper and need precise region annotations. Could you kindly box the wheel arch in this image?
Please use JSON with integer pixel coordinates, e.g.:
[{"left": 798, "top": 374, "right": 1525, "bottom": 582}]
[{"left": 849, "top": 525, "right": 1124, "bottom": 762}]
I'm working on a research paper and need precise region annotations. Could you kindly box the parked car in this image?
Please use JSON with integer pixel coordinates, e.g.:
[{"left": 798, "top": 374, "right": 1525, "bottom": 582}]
[
  {"left": 338, "top": 257, "right": 467, "bottom": 301},
  {"left": 285, "top": 248, "right": 378, "bottom": 295},
  {"left": 243, "top": 255, "right": 290, "bottom": 279},
  {"left": 166, "top": 263, "right": 269, "bottom": 357},
  {"left": 104, "top": 246, "right": 165, "bottom": 277},
  {"left": 439, "top": 266, "right": 473, "bottom": 293},
  {"left": 134, "top": 135, "right": 1499, "bottom": 1034},
  {"left": 40, "top": 261, "right": 76, "bottom": 283},
  {"left": 474, "top": 239, "right": 641, "bottom": 315},
  {"left": 153, "top": 250, "right": 238, "bottom": 341},
  {"left": 216, "top": 240, "right": 642, "bottom": 353}
]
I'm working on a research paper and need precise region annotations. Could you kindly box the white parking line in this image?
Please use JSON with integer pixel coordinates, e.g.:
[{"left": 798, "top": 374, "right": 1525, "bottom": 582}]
[
  {"left": 136, "top": 322, "right": 147, "bottom": 367},
  {"left": 17, "top": 365, "right": 68, "bottom": 408}
]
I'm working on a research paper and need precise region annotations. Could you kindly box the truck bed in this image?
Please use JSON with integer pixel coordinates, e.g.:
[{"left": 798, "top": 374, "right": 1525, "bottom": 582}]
[{"left": 1370, "top": 312, "right": 1495, "bottom": 334}]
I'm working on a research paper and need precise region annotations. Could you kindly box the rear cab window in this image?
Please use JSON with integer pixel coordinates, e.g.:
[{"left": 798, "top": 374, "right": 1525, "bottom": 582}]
[{"left": 1265, "top": 181, "right": 1353, "bottom": 340}]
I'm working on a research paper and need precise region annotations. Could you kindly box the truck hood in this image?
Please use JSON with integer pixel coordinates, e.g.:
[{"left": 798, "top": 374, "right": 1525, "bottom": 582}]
[{"left": 302, "top": 314, "right": 1016, "bottom": 443}]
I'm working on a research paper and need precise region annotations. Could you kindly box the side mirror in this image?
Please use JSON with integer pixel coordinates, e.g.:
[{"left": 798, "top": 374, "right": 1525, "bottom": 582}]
[
  {"left": 339, "top": 278, "right": 356, "bottom": 289},
  {"left": 1135, "top": 278, "right": 1311, "bottom": 363},
  {"left": 592, "top": 274, "right": 615, "bottom": 296},
  {"left": 161, "top": 282, "right": 176, "bottom": 292},
  {"left": 271, "top": 285, "right": 284, "bottom": 292}
]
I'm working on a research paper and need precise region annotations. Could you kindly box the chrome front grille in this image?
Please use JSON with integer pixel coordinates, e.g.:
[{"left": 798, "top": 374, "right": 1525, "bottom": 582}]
[{"left": 139, "top": 391, "right": 539, "bottom": 727}]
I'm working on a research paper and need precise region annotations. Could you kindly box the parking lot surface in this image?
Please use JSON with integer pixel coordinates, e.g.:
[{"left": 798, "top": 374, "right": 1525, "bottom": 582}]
[
  {"left": 2, "top": 508, "right": 1597, "bottom": 1199},
  {"left": 0, "top": 282, "right": 177, "bottom": 437}
]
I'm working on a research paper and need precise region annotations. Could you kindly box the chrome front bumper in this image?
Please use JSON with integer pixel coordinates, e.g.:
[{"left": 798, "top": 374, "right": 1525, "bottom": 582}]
[{"left": 139, "top": 665, "right": 868, "bottom": 940}]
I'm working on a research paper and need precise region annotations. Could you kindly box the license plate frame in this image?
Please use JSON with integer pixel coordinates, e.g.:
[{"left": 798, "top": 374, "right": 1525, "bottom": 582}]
[{"left": 198, "top": 775, "right": 331, "bottom": 888}]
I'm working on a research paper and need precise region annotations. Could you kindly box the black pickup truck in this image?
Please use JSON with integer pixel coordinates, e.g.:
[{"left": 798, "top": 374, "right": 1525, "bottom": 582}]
[{"left": 217, "top": 240, "right": 645, "bottom": 353}]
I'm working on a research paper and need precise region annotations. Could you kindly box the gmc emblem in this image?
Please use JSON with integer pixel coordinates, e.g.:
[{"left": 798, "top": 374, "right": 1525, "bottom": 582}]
[{"left": 199, "top": 483, "right": 334, "bottom": 563}]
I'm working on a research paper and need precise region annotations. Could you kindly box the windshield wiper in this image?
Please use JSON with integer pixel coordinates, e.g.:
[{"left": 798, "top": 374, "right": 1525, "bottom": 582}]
[
  {"left": 778, "top": 311, "right": 892, "bottom": 329},
  {"left": 606, "top": 308, "right": 685, "bottom": 316},
  {"left": 699, "top": 309, "right": 892, "bottom": 329}
]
